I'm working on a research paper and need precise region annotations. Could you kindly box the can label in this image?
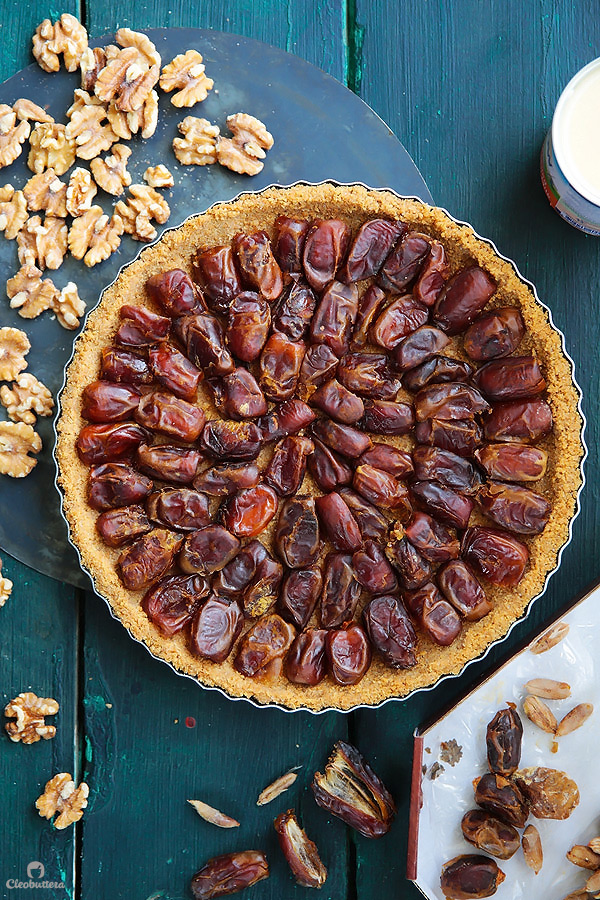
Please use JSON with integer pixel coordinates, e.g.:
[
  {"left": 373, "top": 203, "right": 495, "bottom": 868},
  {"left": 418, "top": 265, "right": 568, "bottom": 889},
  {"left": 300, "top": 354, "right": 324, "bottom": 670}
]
[{"left": 541, "top": 131, "right": 600, "bottom": 235}]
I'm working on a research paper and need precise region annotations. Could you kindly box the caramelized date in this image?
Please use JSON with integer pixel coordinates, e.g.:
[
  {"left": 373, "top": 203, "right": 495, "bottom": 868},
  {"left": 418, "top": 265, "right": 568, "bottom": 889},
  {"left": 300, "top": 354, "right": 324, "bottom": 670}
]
[
  {"left": 353, "top": 464, "right": 412, "bottom": 518},
  {"left": 137, "top": 444, "right": 202, "bottom": 484},
  {"left": 190, "top": 850, "right": 269, "bottom": 899},
  {"left": 210, "top": 368, "right": 267, "bottom": 419},
  {"left": 434, "top": 266, "right": 496, "bottom": 334},
  {"left": 312, "top": 379, "right": 364, "bottom": 424},
  {"left": 271, "top": 276, "right": 316, "bottom": 340},
  {"left": 460, "top": 810, "right": 520, "bottom": 860},
  {"left": 315, "top": 492, "right": 362, "bottom": 552},
  {"left": 232, "top": 230, "right": 283, "bottom": 300},
  {"left": 185, "top": 313, "right": 235, "bottom": 376},
  {"left": 327, "top": 624, "right": 371, "bottom": 685},
  {"left": 437, "top": 560, "right": 491, "bottom": 621},
  {"left": 339, "top": 489, "right": 389, "bottom": 542},
  {"left": 404, "top": 582, "right": 462, "bottom": 646},
  {"left": 274, "top": 809, "right": 328, "bottom": 888},
  {"left": 146, "top": 488, "right": 210, "bottom": 531},
  {"left": 337, "top": 352, "right": 402, "bottom": 400},
  {"left": 370, "top": 295, "right": 429, "bottom": 349},
  {"left": 352, "top": 541, "right": 397, "bottom": 594},
  {"left": 364, "top": 594, "right": 417, "bottom": 668},
  {"left": 312, "top": 418, "right": 371, "bottom": 458},
  {"left": 302, "top": 218, "right": 350, "bottom": 291},
  {"left": 148, "top": 344, "right": 201, "bottom": 400},
  {"left": 413, "top": 240, "right": 449, "bottom": 306},
  {"left": 320, "top": 552, "right": 361, "bottom": 628},
  {"left": 312, "top": 740, "right": 395, "bottom": 838},
  {"left": 273, "top": 215, "right": 309, "bottom": 273},
  {"left": 361, "top": 399, "right": 414, "bottom": 435},
  {"left": 341, "top": 218, "right": 406, "bottom": 282},
  {"left": 486, "top": 706, "right": 523, "bottom": 776},
  {"left": 189, "top": 596, "right": 244, "bottom": 663},
  {"left": 118, "top": 528, "right": 183, "bottom": 591},
  {"left": 476, "top": 481, "right": 551, "bottom": 535},
  {"left": 275, "top": 496, "right": 320, "bottom": 568},
  {"left": 259, "top": 333, "right": 305, "bottom": 401},
  {"left": 221, "top": 484, "right": 278, "bottom": 538},
  {"left": 415, "top": 418, "right": 483, "bottom": 457},
  {"left": 194, "top": 461, "right": 259, "bottom": 496},
  {"left": 385, "top": 532, "right": 432, "bottom": 590},
  {"left": 115, "top": 304, "right": 170, "bottom": 346},
  {"left": 310, "top": 280, "right": 359, "bottom": 356},
  {"left": 405, "top": 512, "right": 460, "bottom": 563},
  {"left": 233, "top": 613, "right": 296, "bottom": 678},
  {"left": 96, "top": 504, "right": 151, "bottom": 546},
  {"left": 410, "top": 480, "right": 473, "bottom": 529},
  {"left": 413, "top": 445, "right": 481, "bottom": 493},
  {"left": 464, "top": 307, "right": 525, "bottom": 361},
  {"left": 212, "top": 539, "right": 267, "bottom": 596},
  {"left": 403, "top": 355, "right": 473, "bottom": 392},
  {"left": 100, "top": 347, "right": 152, "bottom": 384},
  {"left": 82, "top": 380, "right": 140, "bottom": 422},
  {"left": 136, "top": 390, "right": 205, "bottom": 441},
  {"left": 285, "top": 629, "right": 328, "bottom": 686},
  {"left": 265, "top": 435, "right": 313, "bottom": 496},
  {"left": 440, "top": 855, "right": 505, "bottom": 899},
  {"left": 474, "top": 443, "right": 548, "bottom": 482},
  {"left": 307, "top": 439, "right": 353, "bottom": 492},
  {"left": 378, "top": 231, "right": 430, "bottom": 293},
  {"left": 226, "top": 292, "right": 271, "bottom": 362},
  {"left": 351, "top": 285, "right": 387, "bottom": 349},
  {"left": 297, "top": 343, "right": 339, "bottom": 400},
  {"left": 483, "top": 399, "right": 553, "bottom": 442},
  {"left": 243, "top": 555, "right": 284, "bottom": 618},
  {"left": 462, "top": 526, "right": 529, "bottom": 586},
  {"left": 77, "top": 422, "right": 148, "bottom": 464},
  {"left": 191, "top": 246, "right": 241, "bottom": 314},
  {"left": 360, "top": 443, "right": 413, "bottom": 479},
  {"left": 393, "top": 325, "right": 450, "bottom": 370},
  {"left": 278, "top": 566, "right": 323, "bottom": 629},
  {"left": 142, "top": 573, "right": 209, "bottom": 635},
  {"left": 146, "top": 269, "right": 204, "bottom": 317},
  {"left": 415, "top": 383, "right": 489, "bottom": 422},
  {"left": 474, "top": 773, "right": 529, "bottom": 828},
  {"left": 202, "top": 420, "right": 262, "bottom": 460},
  {"left": 179, "top": 526, "right": 241, "bottom": 575},
  {"left": 473, "top": 356, "right": 546, "bottom": 401},
  {"left": 257, "top": 398, "right": 316, "bottom": 442}
]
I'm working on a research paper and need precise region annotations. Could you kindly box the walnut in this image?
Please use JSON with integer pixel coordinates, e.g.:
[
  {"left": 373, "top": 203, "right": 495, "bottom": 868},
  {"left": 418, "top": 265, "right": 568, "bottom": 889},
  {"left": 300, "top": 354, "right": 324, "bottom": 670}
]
[
  {"left": 0, "top": 327, "right": 30, "bottom": 381},
  {"left": 115, "top": 28, "right": 161, "bottom": 67},
  {"left": 160, "top": 50, "right": 213, "bottom": 107},
  {"left": 216, "top": 113, "right": 274, "bottom": 176},
  {"left": 106, "top": 101, "right": 132, "bottom": 140},
  {"left": 95, "top": 46, "right": 159, "bottom": 113},
  {"left": 66, "top": 167, "right": 97, "bottom": 216},
  {"left": 126, "top": 89, "right": 159, "bottom": 139},
  {"left": 32, "top": 14, "right": 88, "bottom": 73},
  {"left": 28, "top": 122, "right": 76, "bottom": 176},
  {"left": 17, "top": 215, "right": 68, "bottom": 270},
  {"left": 0, "top": 106, "right": 30, "bottom": 169},
  {"left": 68, "top": 206, "right": 124, "bottom": 267},
  {"left": 35, "top": 773, "right": 89, "bottom": 829},
  {"left": 66, "top": 90, "right": 117, "bottom": 160},
  {"left": 23, "top": 169, "right": 68, "bottom": 217},
  {"left": 90, "top": 144, "right": 132, "bottom": 196},
  {"left": 115, "top": 183, "right": 170, "bottom": 242},
  {"left": 0, "top": 557, "right": 12, "bottom": 607},
  {"left": 0, "top": 373, "right": 54, "bottom": 425},
  {"left": 144, "top": 164, "right": 174, "bottom": 188},
  {"left": 4, "top": 691, "right": 59, "bottom": 743},
  {"left": 80, "top": 46, "right": 106, "bottom": 92},
  {"left": 172, "top": 116, "right": 219, "bottom": 166},
  {"left": 52, "top": 282, "right": 86, "bottom": 330},
  {"left": 0, "top": 420, "right": 42, "bottom": 477},
  {"left": 13, "top": 99, "right": 53, "bottom": 124},
  {"left": 6, "top": 265, "right": 58, "bottom": 319},
  {"left": 0, "top": 185, "right": 28, "bottom": 239}
]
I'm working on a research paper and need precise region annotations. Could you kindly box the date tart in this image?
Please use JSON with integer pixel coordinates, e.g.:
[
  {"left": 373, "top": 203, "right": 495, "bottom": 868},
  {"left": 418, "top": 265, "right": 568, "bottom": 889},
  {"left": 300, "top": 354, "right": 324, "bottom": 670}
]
[{"left": 56, "top": 182, "right": 584, "bottom": 711}]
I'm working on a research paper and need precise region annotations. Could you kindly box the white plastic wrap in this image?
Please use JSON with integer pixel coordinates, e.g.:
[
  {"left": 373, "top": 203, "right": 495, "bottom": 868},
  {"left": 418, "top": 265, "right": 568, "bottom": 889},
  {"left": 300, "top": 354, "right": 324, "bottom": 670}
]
[{"left": 413, "top": 584, "right": 600, "bottom": 900}]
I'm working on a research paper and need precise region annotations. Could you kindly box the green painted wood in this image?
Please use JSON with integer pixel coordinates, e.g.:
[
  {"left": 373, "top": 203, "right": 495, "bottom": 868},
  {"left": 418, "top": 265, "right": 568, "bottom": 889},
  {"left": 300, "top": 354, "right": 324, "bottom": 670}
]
[{"left": 352, "top": 1, "right": 600, "bottom": 896}]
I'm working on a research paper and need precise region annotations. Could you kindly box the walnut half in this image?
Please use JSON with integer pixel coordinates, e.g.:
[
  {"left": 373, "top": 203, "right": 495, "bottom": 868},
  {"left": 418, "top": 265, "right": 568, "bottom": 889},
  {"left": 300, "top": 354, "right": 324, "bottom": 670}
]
[
  {"left": 28, "top": 122, "right": 76, "bottom": 176},
  {"left": 35, "top": 773, "right": 89, "bottom": 829},
  {"left": 0, "top": 105, "right": 31, "bottom": 170},
  {"left": 0, "top": 327, "right": 30, "bottom": 381},
  {"left": 115, "top": 184, "right": 170, "bottom": 242},
  {"left": 32, "top": 14, "right": 88, "bottom": 73},
  {"left": 68, "top": 206, "right": 124, "bottom": 267},
  {"left": 7, "top": 265, "right": 59, "bottom": 320},
  {"left": 0, "top": 557, "right": 12, "bottom": 607},
  {"left": 0, "top": 185, "right": 28, "bottom": 239},
  {"left": 0, "top": 420, "right": 42, "bottom": 477},
  {"left": 173, "top": 116, "right": 219, "bottom": 166},
  {"left": 216, "top": 113, "right": 274, "bottom": 176},
  {"left": 160, "top": 50, "right": 214, "bottom": 107},
  {"left": 0, "top": 373, "right": 54, "bottom": 425},
  {"left": 23, "top": 169, "right": 68, "bottom": 217},
  {"left": 5, "top": 691, "right": 59, "bottom": 743}
]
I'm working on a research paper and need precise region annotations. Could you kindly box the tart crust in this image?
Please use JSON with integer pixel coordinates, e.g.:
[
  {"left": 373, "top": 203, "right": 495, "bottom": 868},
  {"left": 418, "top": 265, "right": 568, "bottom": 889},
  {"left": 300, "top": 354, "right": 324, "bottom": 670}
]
[{"left": 56, "top": 183, "right": 584, "bottom": 711}]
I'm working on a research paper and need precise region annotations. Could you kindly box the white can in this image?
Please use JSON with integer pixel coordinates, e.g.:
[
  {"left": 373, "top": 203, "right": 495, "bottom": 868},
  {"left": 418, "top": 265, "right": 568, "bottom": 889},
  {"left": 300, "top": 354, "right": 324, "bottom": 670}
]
[{"left": 541, "top": 57, "right": 600, "bottom": 235}]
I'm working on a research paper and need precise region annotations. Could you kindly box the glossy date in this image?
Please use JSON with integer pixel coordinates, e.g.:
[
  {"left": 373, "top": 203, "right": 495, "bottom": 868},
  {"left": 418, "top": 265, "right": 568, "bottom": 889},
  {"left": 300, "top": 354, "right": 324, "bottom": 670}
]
[
  {"left": 142, "top": 573, "right": 209, "bottom": 635},
  {"left": 486, "top": 706, "right": 523, "bottom": 777},
  {"left": 189, "top": 596, "right": 244, "bottom": 663},
  {"left": 364, "top": 594, "right": 418, "bottom": 668},
  {"left": 81, "top": 380, "right": 140, "bottom": 422},
  {"left": 88, "top": 462, "right": 152, "bottom": 510},
  {"left": 275, "top": 496, "right": 320, "bottom": 568},
  {"left": 319, "top": 551, "right": 361, "bottom": 628},
  {"left": 462, "top": 526, "right": 529, "bottom": 586},
  {"left": 117, "top": 528, "right": 183, "bottom": 591},
  {"left": 302, "top": 218, "right": 350, "bottom": 292},
  {"left": 137, "top": 444, "right": 202, "bottom": 484},
  {"left": 190, "top": 850, "right": 269, "bottom": 899},
  {"left": 232, "top": 230, "right": 283, "bottom": 301},
  {"left": 326, "top": 624, "right": 371, "bottom": 685},
  {"left": 226, "top": 292, "right": 271, "bottom": 362}
]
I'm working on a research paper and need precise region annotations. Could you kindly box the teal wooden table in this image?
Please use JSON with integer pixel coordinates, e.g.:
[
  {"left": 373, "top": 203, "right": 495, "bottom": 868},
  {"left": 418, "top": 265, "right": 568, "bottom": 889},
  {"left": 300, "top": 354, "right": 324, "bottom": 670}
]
[{"left": 1, "top": 3, "right": 598, "bottom": 899}]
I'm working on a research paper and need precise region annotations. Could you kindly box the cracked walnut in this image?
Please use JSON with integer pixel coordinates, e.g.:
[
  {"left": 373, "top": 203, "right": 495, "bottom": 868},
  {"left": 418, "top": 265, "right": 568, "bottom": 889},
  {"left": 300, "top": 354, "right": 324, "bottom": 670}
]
[
  {"left": 173, "top": 116, "right": 219, "bottom": 166},
  {"left": 4, "top": 692, "right": 59, "bottom": 743},
  {"left": 0, "top": 421, "right": 42, "bottom": 477},
  {"left": 160, "top": 50, "right": 214, "bottom": 107},
  {"left": 216, "top": 113, "right": 274, "bottom": 176},
  {"left": 32, "top": 14, "right": 88, "bottom": 73},
  {"left": 35, "top": 773, "right": 89, "bottom": 829},
  {"left": 90, "top": 144, "right": 132, "bottom": 196},
  {"left": 0, "top": 373, "right": 54, "bottom": 425},
  {"left": 28, "top": 122, "right": 76, "bottom": 176},
  {"left": 6, "top": 265, "right": 58, "bottom": 319},
  {"left": 68, "top": 206, "right": 124, "bottom": 267},
  {"left": 53, "top": 283, "right": 86, "bottom": 330}
]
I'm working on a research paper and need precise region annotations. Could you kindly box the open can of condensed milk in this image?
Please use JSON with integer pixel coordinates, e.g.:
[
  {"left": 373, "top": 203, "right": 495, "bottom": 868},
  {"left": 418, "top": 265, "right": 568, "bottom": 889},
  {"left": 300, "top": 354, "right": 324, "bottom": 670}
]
[{"left": 541, "top": 57, "right": 600, "bottom": 235}]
